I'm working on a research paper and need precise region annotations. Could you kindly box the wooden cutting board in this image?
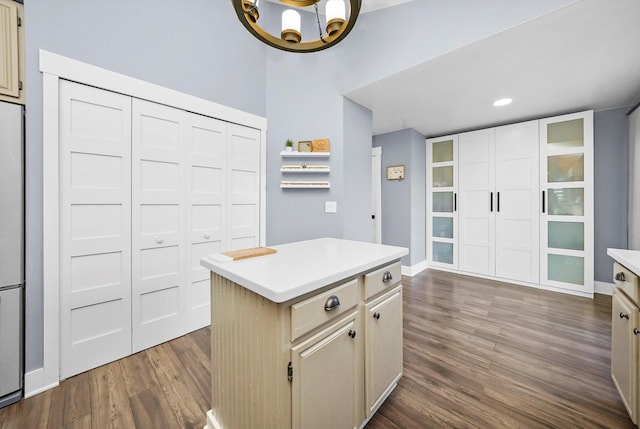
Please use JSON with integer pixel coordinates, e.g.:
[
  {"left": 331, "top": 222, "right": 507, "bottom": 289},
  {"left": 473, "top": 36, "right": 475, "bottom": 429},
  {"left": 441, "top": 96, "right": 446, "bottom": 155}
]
[{"left": 222, "top": 247, "right": 277, "bottom": 261}]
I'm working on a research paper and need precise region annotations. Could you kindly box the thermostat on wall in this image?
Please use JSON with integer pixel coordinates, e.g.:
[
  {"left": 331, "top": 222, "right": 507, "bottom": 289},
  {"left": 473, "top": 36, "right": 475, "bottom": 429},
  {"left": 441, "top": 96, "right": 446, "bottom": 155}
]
[{"left": 386, "top": 165, "right": 405, "bottom": 180}]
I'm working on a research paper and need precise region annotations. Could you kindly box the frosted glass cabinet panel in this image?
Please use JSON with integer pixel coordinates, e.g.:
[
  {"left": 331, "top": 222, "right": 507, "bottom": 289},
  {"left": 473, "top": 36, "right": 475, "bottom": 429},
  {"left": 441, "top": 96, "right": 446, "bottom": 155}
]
[
  {"left": 540, "top": 111, "right": 593, "bottom": 297},
  {"left": 427, "top": 135, "right": 458, "bottom": 269}
]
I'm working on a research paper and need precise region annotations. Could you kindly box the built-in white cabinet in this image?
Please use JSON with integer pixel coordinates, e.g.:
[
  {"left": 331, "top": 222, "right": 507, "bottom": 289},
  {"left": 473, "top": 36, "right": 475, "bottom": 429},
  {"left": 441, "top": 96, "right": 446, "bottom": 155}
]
[
  {"left": 0, "top": 0, "right": 24, "bottom": 104},
  {"left": 539, "top": 111, "right": 594, "bottom": 295},
  {"left": 59, "top": 80, "right": 262, "bottom": 377},
  {"left": 427, "top": 111, "right": 592, "bottom": 297},
  {"left": 426, "top": 135, "right": 458, "bottom": 269}
]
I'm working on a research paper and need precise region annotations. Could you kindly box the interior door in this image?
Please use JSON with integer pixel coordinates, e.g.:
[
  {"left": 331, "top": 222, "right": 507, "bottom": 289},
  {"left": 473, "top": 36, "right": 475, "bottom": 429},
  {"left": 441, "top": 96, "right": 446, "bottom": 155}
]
[
  {"left": 226, "top": 124, "right": 261, "bottom": 250},
  {"left": 59, "top": 81, "right": 132, "bottom": 378},
  {"left": 371, "top": 147, "right": 382, "bottom": 243},
  {"left": 185, "top": 113, "right": 227, "bottom": 331},
  {"left": 458, "top": 129, "right": 495, "bottom": 276},
  {"left": 131, "top": 99, "right": 187, "bottom": 352},
  {"left": 494, "top": 121, "right": 539, "bottom": 283}
]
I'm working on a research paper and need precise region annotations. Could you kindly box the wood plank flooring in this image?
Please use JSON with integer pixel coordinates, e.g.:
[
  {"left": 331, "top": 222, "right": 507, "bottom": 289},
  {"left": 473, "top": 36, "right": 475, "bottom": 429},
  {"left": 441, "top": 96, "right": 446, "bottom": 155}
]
[{"left": 0, "top": 269, "right": 635, "bottom": 428}]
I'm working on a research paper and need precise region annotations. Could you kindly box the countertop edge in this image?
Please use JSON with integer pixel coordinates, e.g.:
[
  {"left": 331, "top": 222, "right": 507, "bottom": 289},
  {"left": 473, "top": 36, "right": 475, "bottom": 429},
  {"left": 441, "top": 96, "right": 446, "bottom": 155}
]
[{"left": 607, "top": 248, "right": 640, "bottom": 275}]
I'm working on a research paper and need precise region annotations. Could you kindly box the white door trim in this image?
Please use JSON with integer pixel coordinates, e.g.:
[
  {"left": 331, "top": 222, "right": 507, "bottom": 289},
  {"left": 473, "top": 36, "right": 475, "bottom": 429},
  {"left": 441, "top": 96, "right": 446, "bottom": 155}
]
[
  {"left": 371, "top": 147, "right": 382, "bottom": 244},
  {"left": 37, "top": 49, "right": 267, "bottom": 397}
]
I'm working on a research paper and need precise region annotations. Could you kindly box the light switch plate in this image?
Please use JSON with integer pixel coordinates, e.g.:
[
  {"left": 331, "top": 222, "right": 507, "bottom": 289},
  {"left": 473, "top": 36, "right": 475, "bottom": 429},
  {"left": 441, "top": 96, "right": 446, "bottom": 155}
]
[{"left": 325, "top": 201, "right": 337, "bottom": 213}]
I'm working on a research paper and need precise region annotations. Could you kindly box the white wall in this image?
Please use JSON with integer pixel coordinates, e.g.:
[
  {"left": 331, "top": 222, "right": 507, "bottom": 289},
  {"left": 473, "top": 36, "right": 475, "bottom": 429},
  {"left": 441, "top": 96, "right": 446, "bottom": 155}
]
[{"left": 630, "top": 106, "right": 640, "bottom": 249}]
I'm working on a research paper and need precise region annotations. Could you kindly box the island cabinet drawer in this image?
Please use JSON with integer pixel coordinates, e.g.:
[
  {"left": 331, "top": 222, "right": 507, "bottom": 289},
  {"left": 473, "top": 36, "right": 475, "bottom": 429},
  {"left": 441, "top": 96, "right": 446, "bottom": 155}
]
[
  {"left": 364, "top": 261, "right": 401, "bottom": 300},
  {"left": 291, "top": 278, "right": 359, "bottom": 341},
  {"left": 614, "top": 262, "right": 639, "bottom": 302}
]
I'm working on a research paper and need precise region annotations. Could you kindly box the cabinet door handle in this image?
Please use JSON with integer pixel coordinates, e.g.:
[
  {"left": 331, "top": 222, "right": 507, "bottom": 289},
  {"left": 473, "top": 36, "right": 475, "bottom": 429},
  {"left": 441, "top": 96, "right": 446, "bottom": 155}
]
[
  {"left": 382, "top": 271, "right": 393, "bottom": 283},
  {"left": 490, "top": 192, "right": 493, "bottom": 212},
  {"left": 348, "top": 330, "right": 356, "bottom": 339},
  {"left": 634, "top": 328, "right": 640, "bottom": 336},
  {"left": 156, "top": 237, "right": 165, "bottom": 244},
  {"left": 620, "top": 312, "right": 629, "bottom": 320},
  {"left": 542, "top": 190, "right": 545, "bottom": 213},
  {"left": 373, "top": 312, "right": 381, "bottom": 320},
  {"left": 324, "top": 295, "right": 341, "bottom": 311},
  {"left": 615, "top": 272, "right": 626, "bottom": 282}
]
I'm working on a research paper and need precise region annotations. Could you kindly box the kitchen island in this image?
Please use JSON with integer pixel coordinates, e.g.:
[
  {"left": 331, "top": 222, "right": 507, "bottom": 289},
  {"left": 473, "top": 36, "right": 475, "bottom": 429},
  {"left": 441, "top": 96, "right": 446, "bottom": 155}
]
[{"left": 200, "top": 237, "right": 408, "bottom": 429}]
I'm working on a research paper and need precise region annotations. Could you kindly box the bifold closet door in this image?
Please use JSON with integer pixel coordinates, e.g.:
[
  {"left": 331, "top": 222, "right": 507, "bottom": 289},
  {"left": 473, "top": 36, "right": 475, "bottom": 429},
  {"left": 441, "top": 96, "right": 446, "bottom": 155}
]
[
  {"left": 458, "top": 129, "right": 495, "bottom": 276},
  {"left": 131, "top": 99, "right": 187, "bottom": 352},
  {"left": 226, "top": 123, "right": 261, "bottom": 250},
  {"left": 59, "top": 81, "right": 132, "bottom": 378},
  {"left": 494, "top": 121, "right": 539, "bottom": 283},
  {"left": 185, "top": 114, "right": 227, "bottom": 331}
]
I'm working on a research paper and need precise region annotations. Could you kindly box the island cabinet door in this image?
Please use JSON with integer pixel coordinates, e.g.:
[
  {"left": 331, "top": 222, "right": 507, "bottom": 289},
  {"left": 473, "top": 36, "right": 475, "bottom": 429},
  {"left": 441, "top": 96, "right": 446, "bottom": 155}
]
[
  {"left": 291, "top": 314, "right": 360, "bottom": 429},
  {"left": 364, "top": 286, "right": 403, "bottom": 416}
]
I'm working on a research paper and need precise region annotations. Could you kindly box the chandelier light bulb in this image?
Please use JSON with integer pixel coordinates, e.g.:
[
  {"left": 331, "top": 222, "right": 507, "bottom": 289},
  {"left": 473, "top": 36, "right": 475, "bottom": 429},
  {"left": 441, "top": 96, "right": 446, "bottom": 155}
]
[
  {"left": 281, "top": 9, "right": 302, "bottom": 43},
  {"left": 326, "top": 0, "right": 346, "bottom": 36}
]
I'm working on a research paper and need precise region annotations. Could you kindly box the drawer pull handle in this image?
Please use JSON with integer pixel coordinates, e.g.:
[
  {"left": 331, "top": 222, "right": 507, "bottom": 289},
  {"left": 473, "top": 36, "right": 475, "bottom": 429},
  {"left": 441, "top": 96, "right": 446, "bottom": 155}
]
[
  {"left": 620, "top": 312, "right": 629, "bottom": 320},
  {"left": 156, "top": 237, "right": 165, "bottom": 244},
  {"left": 204, "top": 233, "right": 211, "bottom": 239},
  {"left": 348, "top": 330, "right": 356, "bottom": 339},
  {"left": 373, "top": 312, "right": 381, "bottom": 320},
  {"left": 324, "top": 295, "right": 341, "bottom": 312},
  {"left": 615, "top": 272, "right": 626, "bottom": 282},
  {"left": 635, "top": 328, "right": 640, "bottom": 336},
  {"left": 382, "top": 271, "right": 393, "bottom": 283}
]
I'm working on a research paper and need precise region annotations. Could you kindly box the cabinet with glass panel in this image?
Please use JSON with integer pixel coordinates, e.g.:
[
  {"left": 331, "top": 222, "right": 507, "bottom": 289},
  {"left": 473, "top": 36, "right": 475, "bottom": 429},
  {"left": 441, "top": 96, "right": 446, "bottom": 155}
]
[
  {"left": 426, "top": 135, "right": 458, "bottom": 269},
  {"left": 539, "top": 111, "right": 594, "bottom": 296}
]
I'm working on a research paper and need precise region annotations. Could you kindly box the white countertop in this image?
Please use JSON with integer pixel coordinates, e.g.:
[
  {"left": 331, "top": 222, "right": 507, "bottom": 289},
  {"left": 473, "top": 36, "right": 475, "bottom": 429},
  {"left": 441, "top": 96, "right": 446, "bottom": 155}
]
[
  {"left": 201, "top": 237, "right": 408, "bottom": 303},
  {"left": 607, "top": 248, "right": 640, "bottom": 275}
]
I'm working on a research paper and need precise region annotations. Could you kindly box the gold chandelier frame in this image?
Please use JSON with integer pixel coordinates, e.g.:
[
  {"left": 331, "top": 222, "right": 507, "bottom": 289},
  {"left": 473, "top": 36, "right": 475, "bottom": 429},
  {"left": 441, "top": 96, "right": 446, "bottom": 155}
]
[{"left": 232, "top": 0, "right": 362, "bottom": 53}]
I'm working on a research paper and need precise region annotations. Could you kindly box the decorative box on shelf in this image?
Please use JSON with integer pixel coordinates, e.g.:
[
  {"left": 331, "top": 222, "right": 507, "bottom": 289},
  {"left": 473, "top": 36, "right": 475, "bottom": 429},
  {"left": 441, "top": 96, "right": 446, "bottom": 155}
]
[{"left": 280, "top": 180, "right": 330, "bottom": 189}]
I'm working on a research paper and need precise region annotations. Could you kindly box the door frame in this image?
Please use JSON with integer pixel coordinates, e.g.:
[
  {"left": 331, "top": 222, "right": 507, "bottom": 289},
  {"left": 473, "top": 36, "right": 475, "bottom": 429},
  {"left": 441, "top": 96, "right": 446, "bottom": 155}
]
[
  {"left": 371, "top": 147, "right": 382, "bottom": 243},
  {"left": 35, "top": 50, "right": 267, "bottom": 397}
]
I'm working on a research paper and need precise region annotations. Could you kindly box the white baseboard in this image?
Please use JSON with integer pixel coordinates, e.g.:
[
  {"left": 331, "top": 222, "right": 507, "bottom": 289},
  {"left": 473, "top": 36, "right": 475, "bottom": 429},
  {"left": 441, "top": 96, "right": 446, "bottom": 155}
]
[
  {"left": 24, "top": 368, "right": 59, "bottom": 398},
  {"left": 595, "top": 281, "right": 614, "bottom": 296},
  {"left": 401, "top": 260, "right": 428, "bottom": 277}
]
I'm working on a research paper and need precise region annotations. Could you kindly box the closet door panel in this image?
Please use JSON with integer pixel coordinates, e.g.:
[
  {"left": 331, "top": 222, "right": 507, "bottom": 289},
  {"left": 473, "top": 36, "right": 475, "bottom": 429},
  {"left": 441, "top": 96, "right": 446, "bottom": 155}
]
[
  {"left": 458, "top": 129, "right": 495, "bottom": 276},
  {"left": 186, "top": 113, "right": 227, "bottom": 331},
  {"left": 227, "top": 124, "right": 261, "bottom": 251},
  {"left": 494, "top": 121, "right": 539, "bottom": 283},
  {"left": 132, "top": 99, "right": 187, "bottom": 352},
  {"left": 59, "top": 80, "right": 132, "bottom": 378}
]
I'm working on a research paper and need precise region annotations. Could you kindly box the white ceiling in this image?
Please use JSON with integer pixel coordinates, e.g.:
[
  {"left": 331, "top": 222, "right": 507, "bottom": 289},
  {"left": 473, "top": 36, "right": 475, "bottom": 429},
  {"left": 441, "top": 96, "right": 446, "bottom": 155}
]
[{"left": 345, "top": 0, "right": 640, "bottom": 137}]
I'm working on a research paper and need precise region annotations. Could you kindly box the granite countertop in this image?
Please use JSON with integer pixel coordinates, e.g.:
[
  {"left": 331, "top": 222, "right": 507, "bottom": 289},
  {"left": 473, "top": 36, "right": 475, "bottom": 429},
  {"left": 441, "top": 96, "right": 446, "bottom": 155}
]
[{"left": 201, "top": 237, "right": 408, "bottom": 303}]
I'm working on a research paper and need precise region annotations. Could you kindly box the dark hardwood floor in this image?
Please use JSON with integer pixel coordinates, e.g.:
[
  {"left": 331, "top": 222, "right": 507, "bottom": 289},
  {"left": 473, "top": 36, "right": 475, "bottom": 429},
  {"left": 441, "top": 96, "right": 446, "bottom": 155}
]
[{"left": 0, "top": 269, "right": 634, "bottom": 428}]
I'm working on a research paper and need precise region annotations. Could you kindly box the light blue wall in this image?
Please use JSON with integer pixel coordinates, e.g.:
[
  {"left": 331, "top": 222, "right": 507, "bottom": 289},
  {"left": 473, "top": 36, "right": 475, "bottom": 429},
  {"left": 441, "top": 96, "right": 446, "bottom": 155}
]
[
  {"left": 372, "top": 128, "right": 425, "bottom": 266},
  {"left": 23, "top": 0, "right": 266, "bottom": 372},
  {"left": 595, "top": 107, "right": 629, "bottom": 282}
]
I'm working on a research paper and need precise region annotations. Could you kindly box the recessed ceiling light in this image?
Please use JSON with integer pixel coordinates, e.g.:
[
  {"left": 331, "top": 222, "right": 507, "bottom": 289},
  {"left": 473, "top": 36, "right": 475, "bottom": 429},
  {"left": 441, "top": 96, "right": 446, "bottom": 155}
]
[{"left": 493, "top": 98, "right": 513, "bottom": 107}]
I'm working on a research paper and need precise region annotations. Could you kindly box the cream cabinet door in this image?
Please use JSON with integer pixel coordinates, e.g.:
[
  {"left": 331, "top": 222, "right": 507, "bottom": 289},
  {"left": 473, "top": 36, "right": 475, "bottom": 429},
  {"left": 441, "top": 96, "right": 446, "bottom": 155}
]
[
  {"left": 611, "top": 289, "right": 639, "bottom": 423},
  {"left": 131, "top": 99, "right": 187, "bottom": 352},
  {"left": 185, "top": 114, "right": 227, "bottom": 331},
  {"left": 292, "top": 315, "right": 359, "bottom": 429},
  {"left": 365, "top": 287, "right": 403, "bottom": 416},
  {"left": 59, "top": 81, "right": 132, "bottom": 378},
  {"left": 458, "top": 129, "right": 495, "bottom": 276},
  {"left": 0, "top": 0, "right": 20, "bottom": 98}
]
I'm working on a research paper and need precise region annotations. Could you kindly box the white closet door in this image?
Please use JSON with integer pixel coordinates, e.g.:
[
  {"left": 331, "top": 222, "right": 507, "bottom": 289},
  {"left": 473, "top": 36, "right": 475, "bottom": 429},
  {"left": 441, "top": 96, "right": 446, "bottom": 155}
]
[
  {"left": 226, "top": 124, "right": 261, "bottom": 250},
  {"left": 458, "top": 129, "right": 495, "bottom": 276},
  {"left": 131, "top": 99, "right": 187, "bottom": 352},
  {"left": 494, "top": 121, "right": 540, "bottom": 283},
  {"left": 59, "top": 81, "right": 132, "bottom": 378},
  {"left": 185, "top": 114, "right": 226, "bottom": 331}
]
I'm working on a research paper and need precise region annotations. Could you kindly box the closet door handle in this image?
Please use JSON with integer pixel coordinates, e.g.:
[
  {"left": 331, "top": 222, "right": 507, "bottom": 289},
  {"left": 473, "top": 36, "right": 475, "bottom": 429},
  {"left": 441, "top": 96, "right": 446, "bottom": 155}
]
[
  {"left": 490, "top": 192, "right": 493, "bottom": 212},
  {"left": 454, "top": 193, "right": 457, "bottom": 212},
  {"left": 542, "top": 190, "right": 546, "bottom": 213},
  {"left": 497, "top": 192, "right": 500, "bottom": 212}
]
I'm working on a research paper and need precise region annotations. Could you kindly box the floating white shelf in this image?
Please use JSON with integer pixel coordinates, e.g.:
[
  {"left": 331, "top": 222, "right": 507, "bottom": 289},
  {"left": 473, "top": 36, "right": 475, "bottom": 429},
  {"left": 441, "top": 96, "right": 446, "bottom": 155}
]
[
  {"left": 280, "top": 165, "right": 330, "bottom": 173},
  {"left": 280, "top": 151, "right": 330, "bottom": 158},
  {"left": 281, "top": 180, "right": 330, "bottom": 189}
]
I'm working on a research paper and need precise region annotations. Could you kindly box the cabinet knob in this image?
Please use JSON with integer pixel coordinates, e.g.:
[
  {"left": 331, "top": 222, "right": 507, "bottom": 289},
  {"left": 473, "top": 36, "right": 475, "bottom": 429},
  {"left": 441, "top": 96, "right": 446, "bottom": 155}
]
[
  {"left": 615, "top": 272, "right": 626, "bottom": 282},
  {"left": 204, "top": 233, "right": 211, "bottom": 239},
  {"left": 620, "top": 312, "right": 630, "bottom": 320},
  {"left": 373, "top": 312, "right": 381, "bottom": 320},
  {"left": 634, "top": 328, "right": 640, "bottom": 336},
  {"left": 324, "top": 295, "right": 341, "bottom": 312},
  {"left": 348, "top": 330, "right": 356, "bottom": 339},
  {"left": 382, "top": 271, "right": 393, "bottom": 283},
  {"left": 155, "top": 237, "right": 165, "bottom": 244}
]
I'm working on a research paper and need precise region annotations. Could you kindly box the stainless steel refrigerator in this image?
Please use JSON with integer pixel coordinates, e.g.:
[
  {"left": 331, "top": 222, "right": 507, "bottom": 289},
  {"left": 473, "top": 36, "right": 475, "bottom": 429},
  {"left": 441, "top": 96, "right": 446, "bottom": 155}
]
[{"left": 0, "top": 100, "right": 24, "bottom": 408}]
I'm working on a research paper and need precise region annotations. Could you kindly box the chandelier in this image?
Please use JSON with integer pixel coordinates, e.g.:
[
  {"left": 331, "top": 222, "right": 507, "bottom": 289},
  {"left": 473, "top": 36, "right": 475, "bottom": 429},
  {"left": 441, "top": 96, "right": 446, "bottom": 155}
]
[{"left": 232, "top": 0, "right": 362, "bottom": 53}]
